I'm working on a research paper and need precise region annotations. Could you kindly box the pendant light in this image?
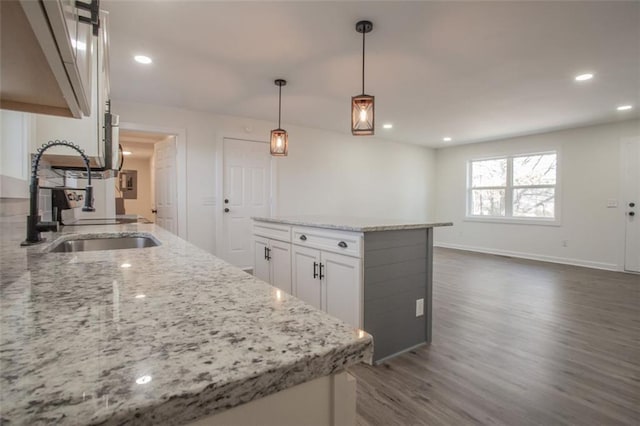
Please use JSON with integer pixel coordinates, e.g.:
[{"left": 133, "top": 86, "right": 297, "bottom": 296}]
[
  {"left": 352, "top": 20, "right": 374, "bottom": 136},
  {"left": 270, "top": 79, "right": 288, "bottom": 156}
]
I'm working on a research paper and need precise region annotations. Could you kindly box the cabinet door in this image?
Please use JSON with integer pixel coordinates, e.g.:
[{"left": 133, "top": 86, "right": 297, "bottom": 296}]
[
  {"left": 322, "top": 252, "right": 362, "bottom": 329},
  {"left": 269, "top": 240, "right": 292, "bottom": 294},
  {"left": 292, "top": 246, "right": 322, "bottom": 310},
  {"left": 253, "top": 237, "right": 270, "bottom": 284}
]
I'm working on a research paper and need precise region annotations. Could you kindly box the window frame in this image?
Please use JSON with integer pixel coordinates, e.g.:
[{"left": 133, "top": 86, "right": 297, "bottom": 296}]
[{"left": 465, "top": 150, "right": 561, "bottom": 226}]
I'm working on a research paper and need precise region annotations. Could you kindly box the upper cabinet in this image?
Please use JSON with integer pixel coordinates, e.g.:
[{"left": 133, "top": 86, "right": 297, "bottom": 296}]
[
  {"left": 0, "top": 0, "right": 99, "bottom": 118},
  {"left": 31, "top": 10, "right": 117, "bottom": 170}
]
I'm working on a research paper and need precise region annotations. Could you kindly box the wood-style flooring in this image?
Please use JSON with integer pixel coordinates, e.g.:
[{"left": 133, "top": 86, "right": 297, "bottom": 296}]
[{"left": 351, "top": 248, "right": 640, "bottom": 426}]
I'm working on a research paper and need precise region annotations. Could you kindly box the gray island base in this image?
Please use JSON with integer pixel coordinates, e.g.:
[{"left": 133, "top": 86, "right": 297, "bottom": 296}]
[{"left": 252, "top": 216, "right": 453, "bottom": 362}]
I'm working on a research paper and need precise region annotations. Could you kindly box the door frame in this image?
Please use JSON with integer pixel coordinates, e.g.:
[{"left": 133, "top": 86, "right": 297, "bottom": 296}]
[
  {"left": 119, "top": 121, "right": 187, "bottom": 240},
  {"left": 620, "top": 136, "right": 640, "bottom": 273},
  {"left": 215, "top": 135, "right": 278, "bottom": 259}
]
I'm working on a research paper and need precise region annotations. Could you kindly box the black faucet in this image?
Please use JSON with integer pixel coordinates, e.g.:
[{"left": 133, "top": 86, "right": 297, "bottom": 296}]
[{"left": 21, "top": 140, "right": 95, "bottom": 246}]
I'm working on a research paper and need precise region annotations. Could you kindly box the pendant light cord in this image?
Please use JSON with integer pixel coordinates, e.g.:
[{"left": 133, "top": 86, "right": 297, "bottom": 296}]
[
  {"left": 362, "top": 30, "right": 366, "bottom": 95},
  {"left": 278, "top": 83, "right": 282, "bottom": 129}
]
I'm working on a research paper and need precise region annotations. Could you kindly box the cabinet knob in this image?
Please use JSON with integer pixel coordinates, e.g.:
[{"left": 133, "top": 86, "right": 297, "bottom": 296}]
[
  {"left": 630, "top": 202, "right": 636, "bottom": 207},
  {"left": 300, "top": 235, "right": 307, "bottom": 241},
  {"left": 224, "top": 208, "right": 230, "bottom": 213},
  {"left": 630, "top": 211, "right": 636, "bottom": 217},
  {"left": 338, "top": 241, "right": 348, "bottom": 248}
]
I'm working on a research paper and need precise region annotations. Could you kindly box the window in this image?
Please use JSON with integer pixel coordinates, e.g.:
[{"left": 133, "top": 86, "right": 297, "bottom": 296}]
[{"left": 468, "top": 152, "right": 558, "bottom": 222}]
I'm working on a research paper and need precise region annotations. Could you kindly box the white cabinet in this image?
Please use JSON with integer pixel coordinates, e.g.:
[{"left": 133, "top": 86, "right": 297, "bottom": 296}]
[
  {"left": 254, "top": 237, "right": 270, "bottom": 284},
  {"left": 254, "top": 236, "right": 292, "bottom": 294},
  {"left": 292, "top": 246, "right": 322, "bottom": 310},
  {"left": 31, "top": 10, "right": 114, "bottom": 168},
  {"left": 1, "top": 0, "right": 97, "bottom": 118},
  {"left": 323, "top": 251, "right": 361, "bottom": 328},
  {"left": 292, "top": 245, "right": 362, "bottom": 328},
  {"left": 254, "top": 221, "right": 363, "bottom": 329}
]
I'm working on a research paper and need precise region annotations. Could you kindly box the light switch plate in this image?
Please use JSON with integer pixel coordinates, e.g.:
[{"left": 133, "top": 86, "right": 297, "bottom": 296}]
[{"left": 416, "top": 298, "right": 424, "bottom": 317}]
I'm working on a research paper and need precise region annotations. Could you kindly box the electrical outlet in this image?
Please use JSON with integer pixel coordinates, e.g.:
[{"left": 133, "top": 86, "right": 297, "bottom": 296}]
[
  {"left": 607, "top": 199, "right": 618, "bottom": 208},
  {"left": 416, "top": 298, "right": 424, "bottom": 317}
]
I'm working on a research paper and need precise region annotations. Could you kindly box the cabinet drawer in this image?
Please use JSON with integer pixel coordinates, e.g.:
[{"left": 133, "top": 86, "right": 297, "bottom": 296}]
[
  {"left": 253, "top": 221, "right": 291, "bottom": 243},
  {"left": 292, "top": 226, "right": 362, "bottom": 258}
]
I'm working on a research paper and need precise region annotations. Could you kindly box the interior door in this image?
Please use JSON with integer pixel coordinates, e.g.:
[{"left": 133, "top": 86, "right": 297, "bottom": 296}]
[
  {"left": 154, "top": 137, "right": 178, "bottom": 233},
  {"left": 269, "top": 240, "right": 292, "bottom": 294},
  {"left": 253, "top": 236, "right": 270, "bottom": 283},
  {"left": 222, "top": 138, "right": 271, "bottom": 268},
  {"left": 292, "top": 246, "right": 322, "bottom": 310},
  {"left": 622, "top": 137, "right": 640, "bottom": 272},
  {"left": 322, "top": 252, "right": 362, "bottom": 328}
]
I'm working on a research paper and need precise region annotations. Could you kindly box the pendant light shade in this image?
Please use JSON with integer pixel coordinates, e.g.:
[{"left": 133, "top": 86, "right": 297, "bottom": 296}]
[
  {"left": 352, "top": 94, "right": 375, "bottom": 135},
  {"left": 270, "top": 79, "right": 288, "bottom": 157},
  {"left": 352, "top": 20, "right": 374, "bottom": 136}
]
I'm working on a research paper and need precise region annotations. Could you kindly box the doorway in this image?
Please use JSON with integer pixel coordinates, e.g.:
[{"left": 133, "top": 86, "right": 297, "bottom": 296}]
[
  {"left": 622, "top": 137, "right": 640, "bottom": 273},
  {"left": 118, "top": 130, "right": 178, "bottom": 234},
  {"left": 221, "top": 138, "right": 272, "bottom": 268}
]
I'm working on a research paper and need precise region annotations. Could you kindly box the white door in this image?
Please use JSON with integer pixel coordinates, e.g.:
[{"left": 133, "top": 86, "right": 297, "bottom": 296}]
[
  {"left": 253, "top": 236, "right": 270, "bottom": 283},
  {"left": 269, "top": 240, "right": 292, "bottom": 294},
  {"left": 223, "top": 138, "right": 271, "bottom": 268},
  {"left": 292, "top": 246, "right": 322, "bottom": 310},
  {"left": 322, "top": 252, "right": 362, "bottom": 328},
  {"left": 622, "top": 138, "right": 640, "bottom": 272},
  {"left": 154, "top": 137, "right": 178, "bottom": 233}
]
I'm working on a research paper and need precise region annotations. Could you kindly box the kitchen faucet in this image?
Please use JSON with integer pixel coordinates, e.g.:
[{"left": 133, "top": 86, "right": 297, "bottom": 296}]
[{"left": 22, "top": 140, "right": 95, "bottom": 246}]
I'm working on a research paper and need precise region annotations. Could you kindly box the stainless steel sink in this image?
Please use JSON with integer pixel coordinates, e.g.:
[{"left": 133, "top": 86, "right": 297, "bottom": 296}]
[{"left": 48, "top": 236, "right": 160, "bottom": 253}]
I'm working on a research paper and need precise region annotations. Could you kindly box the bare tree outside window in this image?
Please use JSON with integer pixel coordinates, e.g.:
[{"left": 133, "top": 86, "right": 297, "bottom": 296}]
[{"left": 468, "top": 153, "right": 557, "bottom": 220}]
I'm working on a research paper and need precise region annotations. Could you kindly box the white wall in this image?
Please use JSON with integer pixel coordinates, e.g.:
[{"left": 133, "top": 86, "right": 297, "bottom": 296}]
[
  {"left": 0, "top": 110, "right": 30, "bottom": 198},
  {"left": 112, "top": 100, "right": 436, "bottom": 254},
  {"left": 434, "top": 119, "right": 640, "bottom": 271}
]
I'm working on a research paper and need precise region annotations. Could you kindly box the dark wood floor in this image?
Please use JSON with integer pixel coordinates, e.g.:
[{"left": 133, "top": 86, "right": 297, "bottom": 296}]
[{"left": 351, "top": 248, "right": 640, "bottom": 426}]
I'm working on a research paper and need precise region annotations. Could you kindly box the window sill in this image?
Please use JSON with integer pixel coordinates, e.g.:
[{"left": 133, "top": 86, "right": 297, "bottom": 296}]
[{"left": 464, "top": 216, "right": 561, "bottom": 227}]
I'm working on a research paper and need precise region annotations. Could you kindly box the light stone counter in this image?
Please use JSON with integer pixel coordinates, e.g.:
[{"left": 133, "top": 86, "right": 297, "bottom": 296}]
[
  {"left": 251, "top": 215, "right": 453, "bottom": 232},
  {"left": 0, "top": 216, "right": 372, "bottom": 425}
]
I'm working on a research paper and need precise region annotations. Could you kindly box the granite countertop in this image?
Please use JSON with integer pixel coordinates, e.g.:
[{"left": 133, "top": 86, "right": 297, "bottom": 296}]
[
  {"left": 252, "top": 215, "right": 453, "bottom": 232},
  {"left": 0, "top": 216, "right": 373, "bottom": 425}
]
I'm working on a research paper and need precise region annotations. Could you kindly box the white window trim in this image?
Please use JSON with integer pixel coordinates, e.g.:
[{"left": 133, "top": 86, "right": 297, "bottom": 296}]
[{"left": 465, "top": 150, "right": 562, "bottom": 226}]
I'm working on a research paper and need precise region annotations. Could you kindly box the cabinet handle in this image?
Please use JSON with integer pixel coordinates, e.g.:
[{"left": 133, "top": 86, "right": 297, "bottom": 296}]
[
  {"left": 300, "top": 235, "right": 307, "bottom": 241},
  {"left": 319, "top": 263, "right": 325, "bottom": 280},
  {"left": 266, "top": 247, "right": 271, "bottom": 260},
  {"left": 313, "top": 262, "right": 318, "bottom": 279},
  {"left": 338, "top": 241, "right": 348, "bottom": 248},
  {"left": 264, "top": 246, "right": 268, "bottom": 260}
]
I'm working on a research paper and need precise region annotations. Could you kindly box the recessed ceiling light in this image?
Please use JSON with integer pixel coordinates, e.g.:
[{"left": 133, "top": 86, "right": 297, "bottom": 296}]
[
  {"left": 443, "top": 137, "right": 452, "bottom": 142},
  {"left": 122, "top": 151, "right": 132, "bottom": 156},
  {"left": 574, "top": 73, "right": 594, "bottom": 81},
  {"left": 134, "top": 55, "right": 152, "bottom": 64},
  {"left": 135, "top": 294, "right": 146, "bottom": 299},
  {"left": 135, "top": 375, "right": 152, "bottom": 385},
  {"left": 382, "top": 123, "right": 393, "bottom": 129},
  {"left": 617, "top": 105, "right": 633, "bottom": 111},
  {"left": 120, "top": 263, "right": 132, "bottom": 268}
]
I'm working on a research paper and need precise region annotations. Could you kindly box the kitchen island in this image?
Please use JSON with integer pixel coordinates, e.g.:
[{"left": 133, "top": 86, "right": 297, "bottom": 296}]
[
  {"left": 0, "top": 216, "right": 372, "bottom": 425},
  {"left": 253, "top": 216, "right": 452, "bottom": 363}
]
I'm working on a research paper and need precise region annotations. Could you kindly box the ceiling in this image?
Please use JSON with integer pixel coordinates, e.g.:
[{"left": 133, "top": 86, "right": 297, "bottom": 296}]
[
  {"left": 104, "top": 1, "right": 640, "bottom": 148},
  {"left": 119, "top": 130, "right": 168, "bottom": 159}
]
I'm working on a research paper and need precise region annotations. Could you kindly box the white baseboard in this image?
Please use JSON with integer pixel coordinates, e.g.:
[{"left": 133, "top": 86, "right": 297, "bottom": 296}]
[{"left": 434, "top": 241, "right": 621, "bottom": 272}]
